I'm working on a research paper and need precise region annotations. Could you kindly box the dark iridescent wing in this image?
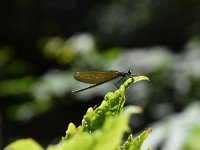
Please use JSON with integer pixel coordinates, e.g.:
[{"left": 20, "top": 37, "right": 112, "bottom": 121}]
[{"left": 74, "top": 71, "right": 120, "bottom": 84}]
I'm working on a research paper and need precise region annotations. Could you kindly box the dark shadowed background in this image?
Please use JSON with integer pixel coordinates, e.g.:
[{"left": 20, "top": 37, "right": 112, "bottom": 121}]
[{"left": 1, "top": 0, "right": 200, "bottom": 149}]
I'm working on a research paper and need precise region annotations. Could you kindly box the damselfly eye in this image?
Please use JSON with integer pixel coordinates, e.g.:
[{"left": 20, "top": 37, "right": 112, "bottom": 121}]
[{"left": 128, "top": 70, "right": 132, "bottom": 74}]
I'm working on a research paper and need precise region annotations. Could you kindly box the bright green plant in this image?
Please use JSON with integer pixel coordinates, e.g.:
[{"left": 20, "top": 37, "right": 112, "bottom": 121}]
[{"left": 4, "top": 76, "right": 151, "bottom": 150}]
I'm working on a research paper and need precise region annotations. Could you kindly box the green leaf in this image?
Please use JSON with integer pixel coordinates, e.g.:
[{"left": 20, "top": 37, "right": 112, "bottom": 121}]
[
  {"left": 183, "top": 125, "right": 200, "bottom": 150},
  {"left": 4, "top": 138, "right": 43, "bottom": 150},
  {"left": 65, "top": 75, "right": 149, "bottom": 138},
  {"left": 121, "top": 128, "right": 152, "bottom": 150},
  {"left": 48, "top": 113, "right": 130, "bottom": 150}
]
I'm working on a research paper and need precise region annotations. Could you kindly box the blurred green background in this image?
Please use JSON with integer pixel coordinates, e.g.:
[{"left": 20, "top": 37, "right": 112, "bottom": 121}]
[{"left": 1, "top": 0, "right": 200, "bottom": 149}]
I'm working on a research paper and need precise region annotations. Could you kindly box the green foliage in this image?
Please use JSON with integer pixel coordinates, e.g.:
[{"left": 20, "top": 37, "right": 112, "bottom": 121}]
[
  {"left": 4, "top": 139, "right": 43, "bottom": 150},
  {"left": 48, "top": 113, "right": 130, "bottom": 150},
  {"left": 183, "top": 125, "right": 200, "bottom": 150},
  {"left": 0, "top": 46, "right": 14, "bottom": 66},
  {"left": 65, "top": 75, "right": 149, "bottom": 138},
  {"left": 4, "top": 76, "right": 150, "bottom": 150},
  {"left": 121, "top": 129, "right": 152, "bottom": 150},
  {"left": 41, "top": 34, "right": 96, "bottom": 65},
  {"left": 0, "top": 76, "right": 34, "bottom": 96}
]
